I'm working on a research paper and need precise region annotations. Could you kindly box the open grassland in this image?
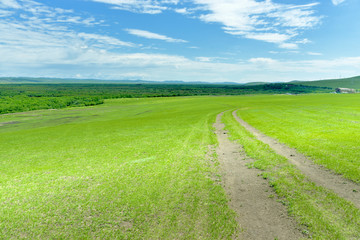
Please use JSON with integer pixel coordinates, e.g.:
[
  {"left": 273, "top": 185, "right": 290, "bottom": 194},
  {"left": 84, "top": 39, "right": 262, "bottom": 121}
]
[
  {"left": 0, "top": 98, "right": 238, "bottom": 239},
  {"left": 237, "top": 94, "right": 360, "bottom": 183},
  {"left": 1, "top": 94, "right": 360, "bottom": 239},
  {"left": 223, "top": 111, "right": 360, "bottom": 239}
]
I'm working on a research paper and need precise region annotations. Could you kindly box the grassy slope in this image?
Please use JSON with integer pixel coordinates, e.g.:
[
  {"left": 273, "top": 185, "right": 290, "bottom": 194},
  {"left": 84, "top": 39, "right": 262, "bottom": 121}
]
[
  {"left": 0, "top": 97, "right": 238, "bottom": 239},
  {"left": 237, "top": 94, "right": 360, "bottom": 183},
  {"left": 293, "top": 76, "right": 360, "bottom": 89},
  {"left": 1, "top": 94, "right": 360, "bottom": 239},
  {"left": 223, "top": 111, "right": 360, "bottom": 239}
]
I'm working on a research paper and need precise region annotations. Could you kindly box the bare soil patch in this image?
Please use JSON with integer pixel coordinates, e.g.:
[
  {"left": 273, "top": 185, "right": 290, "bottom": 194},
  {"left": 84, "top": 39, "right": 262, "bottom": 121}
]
[
  {"left": 214, "top": 112, "right": 303, "bottom": 240},
  {"left": 233, "top": 110, "right": 360, "bottom": 209}
]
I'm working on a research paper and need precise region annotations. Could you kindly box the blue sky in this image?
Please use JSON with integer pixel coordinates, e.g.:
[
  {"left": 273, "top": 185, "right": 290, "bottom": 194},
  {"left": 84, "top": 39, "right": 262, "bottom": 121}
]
[{"left": 0, "top": 0, "right": 359, "bottom": 83}]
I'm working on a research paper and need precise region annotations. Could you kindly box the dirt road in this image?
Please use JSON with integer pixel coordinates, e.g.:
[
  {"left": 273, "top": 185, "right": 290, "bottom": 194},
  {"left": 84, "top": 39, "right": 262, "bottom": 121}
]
[
  {"left": 232, "top": 110, "right": 360, "bottom": 209},
  {"left": 214, "top": 112, "right": 303, "bottom": 240}
]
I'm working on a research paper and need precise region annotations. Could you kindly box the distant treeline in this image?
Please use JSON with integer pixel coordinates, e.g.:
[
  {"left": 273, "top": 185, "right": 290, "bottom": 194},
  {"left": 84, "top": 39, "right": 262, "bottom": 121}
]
[{"left": 0, "top": 83, "right": 331, "bottom": 114}]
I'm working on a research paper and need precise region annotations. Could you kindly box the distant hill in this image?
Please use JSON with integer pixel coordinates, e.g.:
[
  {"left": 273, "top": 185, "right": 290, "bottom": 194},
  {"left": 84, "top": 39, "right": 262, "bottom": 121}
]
[
  {"left": 291, "top": 76, "right": 360, "bottom": 90},
  {"left": 0, "top": 77, "right": 158, "bottom": 84},
  {"left": 0, "top": 77, "right": 243, "bottom": 85},
  {"left": 2, "top": 76, "right": 360, "bottom": 90}
]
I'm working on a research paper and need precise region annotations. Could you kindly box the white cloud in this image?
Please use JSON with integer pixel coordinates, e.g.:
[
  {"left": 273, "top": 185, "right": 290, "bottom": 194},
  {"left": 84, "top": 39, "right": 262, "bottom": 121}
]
[
  {"left": 332, "top": 0, "right": 345, "bottom": 6},
  {"left": 196, "top": 57, "right": 212, "bottom": 62},
  {"left": 308, "top": 52, "right": 322, "bottom": 56},
  {"left": 89, "top": 0, "right": 322, "bottom": 48},
  {"left": 1, "top": 26, "right": 360, "bottom": 83},
  {"left": 53, "top": 7, "right": 74, "bottom": 14},
  {"left": 125, "top": 29, "right": 187, "bottom": 43},
  {"left": 3, "top": 44, "right": 359, "bottom": 83},
  {"left": 267, "top": 3, "right": 320, "bottom": 28},
  {"left": 279, "top": 43, "right": 298, "bottom": 49},
  {"left": 2, "top": 0, "right": 103, "bottom": 27},
  {"left": 249, "top": 57, "right": 277, "bottom": 65},
  {"left": 174, "top": 8, "right": 188, "bottom": 14},
  {"left": 0, "top": 9, "right": 13, "bottom": 16},
  {"left": 296, "top": 38, "right": 312, "bottom": 44},
  {"left": 55, "top": 16, "right": 101, "bottom": 26},
  {"left": 0, "top": 0, "right": 21, "bottom": 8},
  {"left": 79, "top": 33, "right": 135, "bottom": 47},
  {"left": 91, "top": 0, "right": 172, "bottom": 14},
  {"left": 0, "top": 0, "right": 137, "bottom": 65},
  {"left": 194, "top": 0, "right": 321, "bottom": 48},
  {"left": 244, "top": 32, "right": 293, "bottom": 44}
]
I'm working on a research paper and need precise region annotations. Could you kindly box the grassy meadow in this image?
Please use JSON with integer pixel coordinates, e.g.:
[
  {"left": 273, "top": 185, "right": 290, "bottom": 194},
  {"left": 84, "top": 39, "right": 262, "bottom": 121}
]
[
  {"left": 1, "top": 93, "right": 360, "bottom": 238},
  {"left": 237, "top": 94, "right": 360, "bottom": 183},
  {"left": 0, "top": 97, "right": 238, "bottom": 239},
  {"left": 223, "top": 110, "right": 360, "bottom": 239}
]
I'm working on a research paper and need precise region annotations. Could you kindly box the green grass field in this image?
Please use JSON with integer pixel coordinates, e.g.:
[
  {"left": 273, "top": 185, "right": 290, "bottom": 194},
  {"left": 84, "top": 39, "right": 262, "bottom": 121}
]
[
  {"left": 0, "top": 98, "right": 238, "bottom": 239},
  {"left": 223, "top": 110, "right": 360, "bottom": 239},
  {"left": 237, "top": 94, "right": 360, "bottom": 183},
  {"left": 1, "top": 94, "right": 360, "bottom": 239}
]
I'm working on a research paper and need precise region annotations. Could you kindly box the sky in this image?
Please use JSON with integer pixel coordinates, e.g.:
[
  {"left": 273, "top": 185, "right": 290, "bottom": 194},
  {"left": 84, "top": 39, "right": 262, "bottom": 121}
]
[{"left": 0, "top": 0, "right": 359, "bottom": 83}]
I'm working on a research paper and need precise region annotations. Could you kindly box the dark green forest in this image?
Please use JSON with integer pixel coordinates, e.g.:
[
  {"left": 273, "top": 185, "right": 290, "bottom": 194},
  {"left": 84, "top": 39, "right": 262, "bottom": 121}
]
[{"left": 0, "top": 83, "right": 330, "bottom": 114}]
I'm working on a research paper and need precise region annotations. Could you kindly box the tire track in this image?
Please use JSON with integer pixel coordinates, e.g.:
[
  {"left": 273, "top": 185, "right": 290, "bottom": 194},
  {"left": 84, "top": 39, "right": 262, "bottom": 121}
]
[
  {"left": 214, "top": 112, "right": 303, "bottom": 240},
  {"left": 232, "top": 110, "right": 360, "bottom": 209}
]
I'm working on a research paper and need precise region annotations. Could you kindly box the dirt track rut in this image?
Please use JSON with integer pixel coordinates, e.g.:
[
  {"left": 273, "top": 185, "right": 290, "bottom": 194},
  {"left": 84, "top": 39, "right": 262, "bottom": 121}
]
[
  {"left": 233, "top": 110, "right": 360, "bottom": 209},
  {"left": 214, "top": 112, "right": 303, "bottom": 240}
]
